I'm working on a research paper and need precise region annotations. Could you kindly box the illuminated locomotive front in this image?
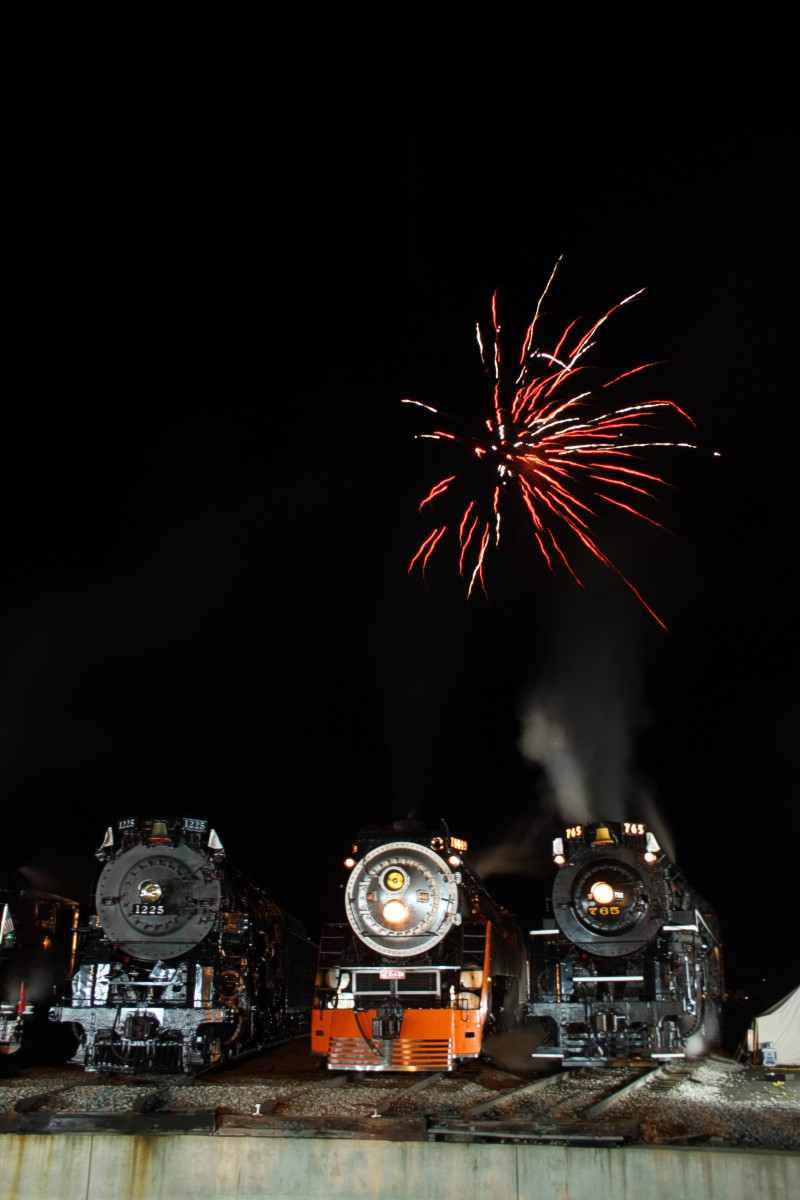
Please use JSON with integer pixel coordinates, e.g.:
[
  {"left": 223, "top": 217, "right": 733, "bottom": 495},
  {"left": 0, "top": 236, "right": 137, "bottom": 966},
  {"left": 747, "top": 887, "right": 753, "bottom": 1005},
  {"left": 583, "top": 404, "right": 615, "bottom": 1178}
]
[
  {"left": 56, "top": 816, "right": 317, "bottom": 1073},
  {"left": 311, "top": 821, "right": 529, "bottom": 1071},
  {"left": 527, "top": 819, "right": 724, "bottom": 1066}
]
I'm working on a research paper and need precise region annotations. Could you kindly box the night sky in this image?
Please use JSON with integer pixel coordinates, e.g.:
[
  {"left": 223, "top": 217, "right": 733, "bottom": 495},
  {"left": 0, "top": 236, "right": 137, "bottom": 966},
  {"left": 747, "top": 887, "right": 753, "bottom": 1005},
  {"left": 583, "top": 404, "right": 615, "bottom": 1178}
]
[{"left": 5, "top": 13, "right": 797, "bottom": 1044}]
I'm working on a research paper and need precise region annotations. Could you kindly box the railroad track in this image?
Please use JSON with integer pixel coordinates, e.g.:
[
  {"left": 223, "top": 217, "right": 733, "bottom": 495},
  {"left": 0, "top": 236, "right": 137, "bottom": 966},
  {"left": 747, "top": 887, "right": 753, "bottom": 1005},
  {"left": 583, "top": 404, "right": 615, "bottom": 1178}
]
[
  {"left": 1, "top": 1049, "right": 796, "bottom": 1150},
  {"left": 427, "top": 1061, "right": 651, "bottom": 1143}
]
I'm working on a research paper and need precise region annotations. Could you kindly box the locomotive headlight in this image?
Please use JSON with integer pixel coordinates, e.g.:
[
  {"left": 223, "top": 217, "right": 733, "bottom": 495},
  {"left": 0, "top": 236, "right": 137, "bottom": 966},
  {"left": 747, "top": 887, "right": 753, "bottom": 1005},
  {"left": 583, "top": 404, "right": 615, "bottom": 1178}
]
[
  {"left": 384, "top": 869, "right": 406, "bottom": 891},
  {"left": 382, "top": 900, "right": 408, "bottom": 924},
  {"left": 139, "top": 881, "right": 163, "bottom": 903},
  {"left": 589, "top": 881, "right": 616, "bottom": 905}
]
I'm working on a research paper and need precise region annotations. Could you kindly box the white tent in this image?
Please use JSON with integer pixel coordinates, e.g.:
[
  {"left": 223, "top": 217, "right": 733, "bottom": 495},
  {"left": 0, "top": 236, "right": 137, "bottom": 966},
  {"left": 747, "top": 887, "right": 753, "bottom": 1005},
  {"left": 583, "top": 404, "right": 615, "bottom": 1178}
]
[{"left": 748, "top": 984, "right": 800, "bottom": 1067}]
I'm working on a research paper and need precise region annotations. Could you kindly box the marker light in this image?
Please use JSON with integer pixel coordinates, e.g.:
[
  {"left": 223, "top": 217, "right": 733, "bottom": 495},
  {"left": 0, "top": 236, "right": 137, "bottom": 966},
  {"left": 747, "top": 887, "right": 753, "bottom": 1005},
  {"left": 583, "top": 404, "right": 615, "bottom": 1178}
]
[
  {"left": 552, "top": 837, "right": 565, "bottom": 865},
  {"left": 344, "top": 857, "right": 356, "bottom": 869},
  {"left": 382, "top": 900, "right": 408, "bottom": 924},
  {"left": 448, "top": 855, "right": 462, "bottom": 867},
  {"left": 644, "top": 832, "right": 661, "bottom": 863}
]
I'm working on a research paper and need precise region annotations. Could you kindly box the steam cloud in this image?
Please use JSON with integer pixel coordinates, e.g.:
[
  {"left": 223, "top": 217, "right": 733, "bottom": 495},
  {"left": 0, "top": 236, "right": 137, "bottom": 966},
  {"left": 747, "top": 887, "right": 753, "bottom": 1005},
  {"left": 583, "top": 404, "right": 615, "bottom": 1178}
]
[{"left": 473, "top": 580, "right": 677, "bottom": 877}]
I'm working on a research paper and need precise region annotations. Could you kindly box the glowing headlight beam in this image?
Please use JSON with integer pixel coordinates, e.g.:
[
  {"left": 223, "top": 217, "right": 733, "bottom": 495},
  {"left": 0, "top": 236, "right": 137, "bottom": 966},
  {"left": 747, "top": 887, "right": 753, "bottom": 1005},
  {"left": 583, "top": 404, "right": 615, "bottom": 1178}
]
[
  {"left": 382, "top": 900, "right": 409, "bottom": 925},
  {"left": 589, "top": 882, "right": 616, "bottom": 905}
]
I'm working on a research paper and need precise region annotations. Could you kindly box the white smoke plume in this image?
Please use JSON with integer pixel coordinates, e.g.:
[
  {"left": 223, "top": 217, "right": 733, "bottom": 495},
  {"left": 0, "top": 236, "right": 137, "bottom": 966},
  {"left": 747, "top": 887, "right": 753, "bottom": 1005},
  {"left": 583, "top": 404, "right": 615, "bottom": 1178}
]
[
  {"left": 517, "top": 702, "right": 592, "bottom": 824},
  {"left": 473, "top": 577, "right": 675, "bottom": 880}
]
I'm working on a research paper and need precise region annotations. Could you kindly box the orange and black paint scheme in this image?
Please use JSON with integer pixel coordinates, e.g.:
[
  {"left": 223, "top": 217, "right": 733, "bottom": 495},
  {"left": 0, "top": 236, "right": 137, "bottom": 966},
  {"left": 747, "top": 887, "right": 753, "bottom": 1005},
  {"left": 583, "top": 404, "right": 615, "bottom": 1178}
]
[{"left": 311, "top": 820, "right": 529, "bottom": 1071}]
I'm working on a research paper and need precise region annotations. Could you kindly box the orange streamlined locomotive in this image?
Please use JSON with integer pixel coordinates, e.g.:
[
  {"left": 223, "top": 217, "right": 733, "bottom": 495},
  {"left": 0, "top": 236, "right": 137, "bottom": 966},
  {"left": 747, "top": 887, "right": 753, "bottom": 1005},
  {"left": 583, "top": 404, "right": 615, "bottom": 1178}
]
[{"left": 311, "top": 820, "right": 529, "bottom": 1071}]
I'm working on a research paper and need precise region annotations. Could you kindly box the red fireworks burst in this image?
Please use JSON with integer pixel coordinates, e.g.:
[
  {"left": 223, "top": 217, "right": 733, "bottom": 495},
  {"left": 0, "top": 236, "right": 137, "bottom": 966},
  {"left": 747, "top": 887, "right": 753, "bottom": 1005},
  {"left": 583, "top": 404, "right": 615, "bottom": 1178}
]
[{"left": 404, "top": 260, "right": 698, "bottom": 630}]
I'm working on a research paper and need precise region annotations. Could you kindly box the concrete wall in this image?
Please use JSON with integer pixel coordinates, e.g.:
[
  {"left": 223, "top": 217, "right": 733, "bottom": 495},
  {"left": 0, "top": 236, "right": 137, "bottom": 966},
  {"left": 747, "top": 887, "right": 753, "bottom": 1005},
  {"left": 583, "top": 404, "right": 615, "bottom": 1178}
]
[{"left": 2, "top": 1133, "right": 799, "bottom": 1200}]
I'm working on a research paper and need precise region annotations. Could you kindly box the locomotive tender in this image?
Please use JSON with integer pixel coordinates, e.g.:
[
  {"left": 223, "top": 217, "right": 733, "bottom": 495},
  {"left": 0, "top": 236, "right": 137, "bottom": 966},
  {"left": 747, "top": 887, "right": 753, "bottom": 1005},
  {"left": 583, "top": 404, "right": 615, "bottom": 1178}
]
[
  {"left": 311, "top": 820, "right": 529, "bottom": 1071},
  {"left": 527, "top": 819, "right": 724, "bottom": 1066},
  {"left": 1, "top": 881, "right": 80, "bottom": 1064},
  {"left": 55, "top": 816, "right": 317, "bottom": 1073}
]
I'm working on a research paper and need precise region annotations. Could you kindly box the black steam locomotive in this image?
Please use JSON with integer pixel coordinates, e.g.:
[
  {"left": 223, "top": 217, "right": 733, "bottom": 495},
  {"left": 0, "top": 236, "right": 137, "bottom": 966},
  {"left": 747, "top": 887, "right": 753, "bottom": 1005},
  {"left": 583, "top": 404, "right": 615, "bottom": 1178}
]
[
  {"left": 54, "top": 816, "right": 318, "bottom": 1073},
  {"left": 311, "top": 820, "right": 529, "bottom": 1071},
  {"left": 1, "top": 879, "right": 81, "bottom": 1066},
  {"left": 526, "top": 819, "right": 724, "bottom": 1066}
]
